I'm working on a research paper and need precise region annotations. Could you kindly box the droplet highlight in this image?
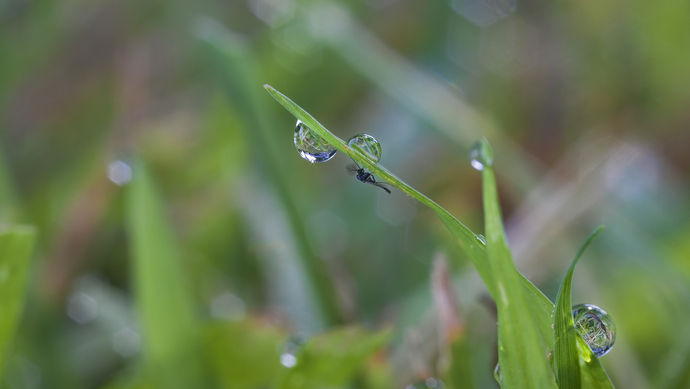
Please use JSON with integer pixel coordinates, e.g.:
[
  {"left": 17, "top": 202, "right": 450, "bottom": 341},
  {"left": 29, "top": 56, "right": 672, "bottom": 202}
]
[
  {"left": 476, "top": 234, "right": 486, "bottom": 245},
  {"left": 294, "top": 120, "right": 337, "bottom": 163},
  {"left": 280, "top": 333, "right": 307, "bottom": 368},
  {"left": 469, "top": 141, "right": 493, "bottom": 171},
  {"left": 572, "top": 303, "right": 616, "bottom": 357},
  {"left": 347, "top": 133, "right": 382, "bottom": 163},
  {"left": 405, "top": 378, "right": 445, "bottom": 389}
]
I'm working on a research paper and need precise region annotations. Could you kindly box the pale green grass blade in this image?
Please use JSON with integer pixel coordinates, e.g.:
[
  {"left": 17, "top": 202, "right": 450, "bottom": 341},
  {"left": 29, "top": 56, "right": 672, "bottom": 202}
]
[
  {"left": 479, "top": 140, "right": 557, "bottom": 388},
  {"left": 554, "top": 226, "right": 604, "bottom": 389},
  {"left": 125, "top": 163, "right": 206, "bottom": 389},
  {"left": 0, "top": 226, "right": 36, "bottom": 380},
  {"left": 273, "top": 327, "right": 392, "bottom": 389},
  {"left": 197, "top": 21, "right": 341, "bottom": 326}
]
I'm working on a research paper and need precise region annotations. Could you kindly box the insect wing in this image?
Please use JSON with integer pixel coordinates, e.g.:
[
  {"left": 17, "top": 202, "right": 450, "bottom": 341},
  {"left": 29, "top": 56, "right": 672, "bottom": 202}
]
[{"left": 345, "top": 164, "right": 360, "bottom": 175}]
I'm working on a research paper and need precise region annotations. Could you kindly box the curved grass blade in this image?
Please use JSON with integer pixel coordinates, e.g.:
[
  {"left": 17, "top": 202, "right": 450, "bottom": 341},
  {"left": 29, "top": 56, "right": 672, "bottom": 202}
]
[
  {"left": 0, "top": 226, "right": 36, "bottom": 380},
  {"left": 576, "top": 336, "right": 615, "bottom": 388},
  {"left": 264, "top": 85, "right": 564, "bottom": 381},
  {"left": 479, "top": 140, "right": 557, "bottom": 388},
  {"left": 554, "top": 226, "right": 604, "bottom": 389},
  {"left": 125, "top": 163, "right": 207, "bottom": 389}
]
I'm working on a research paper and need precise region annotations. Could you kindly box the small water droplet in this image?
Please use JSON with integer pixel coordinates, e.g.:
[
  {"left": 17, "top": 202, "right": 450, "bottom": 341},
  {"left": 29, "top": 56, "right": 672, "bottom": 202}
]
[
  {"left": 294, "top": 120, "right": 337, "bottom": 163},
  {"left": 494, "top": 363, "right": 501, "bottom": 383},
  {"left": 405, "top": 378, "right": 445, "bottom": 389},
  {"left": 476, "top": 234, "right": 486, "bottom": 245},
  {"left": 572, "top": 303, "right": 616, "bottom": 357},
  {"left": 347, "top": 133, "right": 382, "bottom": 163},
  {"left": 280, "top": 333, "right": 307, "bottom": 368},
  {"left": 469, "top": 141, "right": 493, "bottom": 171}
]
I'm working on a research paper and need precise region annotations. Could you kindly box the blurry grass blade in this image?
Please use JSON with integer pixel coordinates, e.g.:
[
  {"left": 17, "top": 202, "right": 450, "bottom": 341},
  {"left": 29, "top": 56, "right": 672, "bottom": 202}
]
[
  {"left": 0, "top": 226, "right": 36, "bottom": 380},
  {"left": 656, "top": 322, "right": 690, "bottom": 389},
  {"left": 126, "top": 163, "right": 206, "bottom": 388},
  {"left": 196, "top": 20, "right": 340, "bottom": 326},
  {"left": 554, "top": 226, "right": 604, "bottom": 389},
  {"left": 273, "top": 327, "right": 392, "bottom": 389},
  {"left": 480, "top": 140, "right": 557, "bottom": 388}
]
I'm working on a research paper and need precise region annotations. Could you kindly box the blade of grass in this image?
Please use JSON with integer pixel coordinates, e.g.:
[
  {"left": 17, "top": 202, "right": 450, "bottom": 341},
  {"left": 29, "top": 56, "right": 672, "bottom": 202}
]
[
  {"left": 0, "top": 226, "right": 36, "bottom": 381},
  {"left": 554, "top": 226, "right": 604, "bottom": 389},
  {"left": 196, "top": 20, "right": 341, "bottom": 327},
  {"left": 576, "top": 336, "right": 615, "bottom": 388},
  {"left": 264, "top": 85, "right": 553, "bottom": 312},
  {"left": 125, "top": 162, "right": 207, "bottom": 389},
  {"left": 479, "top": 140, "right": 557, "bottom": 388},
  {"left": 264, "top": 85, "right": 565, "bottom": 385}
]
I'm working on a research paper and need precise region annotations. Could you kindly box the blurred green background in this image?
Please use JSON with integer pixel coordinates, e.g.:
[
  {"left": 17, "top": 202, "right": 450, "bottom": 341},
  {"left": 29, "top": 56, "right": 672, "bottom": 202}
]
[{"left": 1, "top": 0, "right": 690, "bottom": 388}]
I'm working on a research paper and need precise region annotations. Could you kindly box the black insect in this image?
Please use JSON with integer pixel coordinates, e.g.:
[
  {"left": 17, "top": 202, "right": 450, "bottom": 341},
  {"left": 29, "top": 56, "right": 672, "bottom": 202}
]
[{"left": 346, "top": 160, "right": 391, "bottom": 194}]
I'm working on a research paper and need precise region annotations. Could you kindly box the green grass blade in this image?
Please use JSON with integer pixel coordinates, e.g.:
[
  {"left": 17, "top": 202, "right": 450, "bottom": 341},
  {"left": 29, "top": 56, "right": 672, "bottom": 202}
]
[
  {"left": 125, "top": 163, "right": 206, "bottom": 389},
  {"left": 479, "top": 140, "right": 557, "bottom": 388},
  {"left": 197, "top": 22, "right": 341, "bottom": 327},
  {"left": 554, "top": 226, "right": 604, "bottom": 389},
  {"left": 264, "top": 84, "right": 558, "bottom": 350},
  {"left": 273, "top": 327, "right": 392, "bottom": 389},
  {"left": 576, "top": 336, "right": 615, "bottom": 388},
  {"left": 0, "top": 226, "right": 36, "bottom": 380}
]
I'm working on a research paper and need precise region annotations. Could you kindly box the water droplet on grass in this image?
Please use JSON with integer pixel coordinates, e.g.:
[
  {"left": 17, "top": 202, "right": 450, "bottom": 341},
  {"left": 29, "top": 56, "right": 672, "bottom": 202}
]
[
  {"left": 494, "top": 363, "right": 501, "bottom": 383},
  {"left": 405, "top": 378, "right": 445, "bottom": 389},
  {"left": 572, "top": 303, "right": 616, "bottom": 357},
  {"left": 347, "top": 133, "right": 382, "bottom": 163},
  {"left": 469, "top": 141, "right": 493, "bottom": 171},
  {"left": 294, "top": 120, "right": 336, "bottom": 163},
  {"left": 476, "top": 234, "right": 486, "bottom": 244}
]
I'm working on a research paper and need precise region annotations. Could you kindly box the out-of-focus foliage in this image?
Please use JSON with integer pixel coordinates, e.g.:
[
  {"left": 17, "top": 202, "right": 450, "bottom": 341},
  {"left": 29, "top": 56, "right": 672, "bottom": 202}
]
[{"left": 1, "top": 0, "right": 689, "bottom": 388}]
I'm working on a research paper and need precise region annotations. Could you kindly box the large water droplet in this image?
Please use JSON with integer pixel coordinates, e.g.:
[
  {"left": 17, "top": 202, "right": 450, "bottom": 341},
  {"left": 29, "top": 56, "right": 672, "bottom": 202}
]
[
  {"left": 294, "top": 120, "right": 337, "bottom": 163},
  {"left": 469, "top": 141, "right": 493, "bottom": 171},
  {"left": 280, "top": 333, "right": 307, "bottom": 368},
  {"left": 347, "top": 133, "right": 382, "bottom": 163},
  {"left": 572, "top": 303, "right": 616, "bottom": 357},
  {"left": 405, "top": 378, "right": 445, "bottom": 389}
]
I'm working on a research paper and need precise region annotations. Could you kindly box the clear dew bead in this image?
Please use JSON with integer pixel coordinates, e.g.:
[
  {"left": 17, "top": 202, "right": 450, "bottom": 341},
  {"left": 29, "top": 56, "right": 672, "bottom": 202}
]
[
  {"left": 572, "top": 304, "right": 616, "bottom": 357},
  {"left": 347, "top": 133, "right": 382, "bottom": 163},
  {"left": 469, "top": 140, "right": 493, "bottom": 171},
  {"left": 405, "top": 378, "right": 445, "bottom": 389},
  {"left": 294, "top": 120, "right": 337, "bottom": 163},
  {"left": 476, "top": 234, "right": 486, "bottom": 245}
]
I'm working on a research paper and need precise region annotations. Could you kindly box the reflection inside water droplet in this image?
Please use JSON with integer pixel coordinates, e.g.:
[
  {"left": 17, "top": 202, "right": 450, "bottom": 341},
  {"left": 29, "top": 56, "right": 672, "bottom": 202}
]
[
  {"left": 347, "top": 133, "right": 382, "bottom": 163},
  {"left": 405, "top": 378, "right": 445, "bottom": 389},
  {"left": 294, "top": 120, "right": 337, "bottom": 163},
  {"left": 469, "top": 141, "right": 493, "bottom": 171},
  {"left": 572, "top": 303, "right": 616, "bottom": 357}
]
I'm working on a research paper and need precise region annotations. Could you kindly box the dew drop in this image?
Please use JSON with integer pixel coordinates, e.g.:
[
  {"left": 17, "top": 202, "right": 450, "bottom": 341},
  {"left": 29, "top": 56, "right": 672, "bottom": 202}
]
[
  {"left": 572, "top": 303, "right": 616, "bottom": 357},
  {"left": 280, "top": 333, "right": 307, "bottom": 368},
  {"left": 494, "top": 363, "right": 501, "bottom": 383},
  {"left": 469, "top": 141, "right": 493, "bottom": 171},
  {"left": 405, "top": 378, "right": 445, "bottom": 389},
  {"left": 347, "top": 133, "right": 382, "bottom": 163},
  {"left": 294, "top": 120, "right": 337, "bottom": 163},
  {"left": 476, "top": 234, "right": 486, "bottom": 245}
]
